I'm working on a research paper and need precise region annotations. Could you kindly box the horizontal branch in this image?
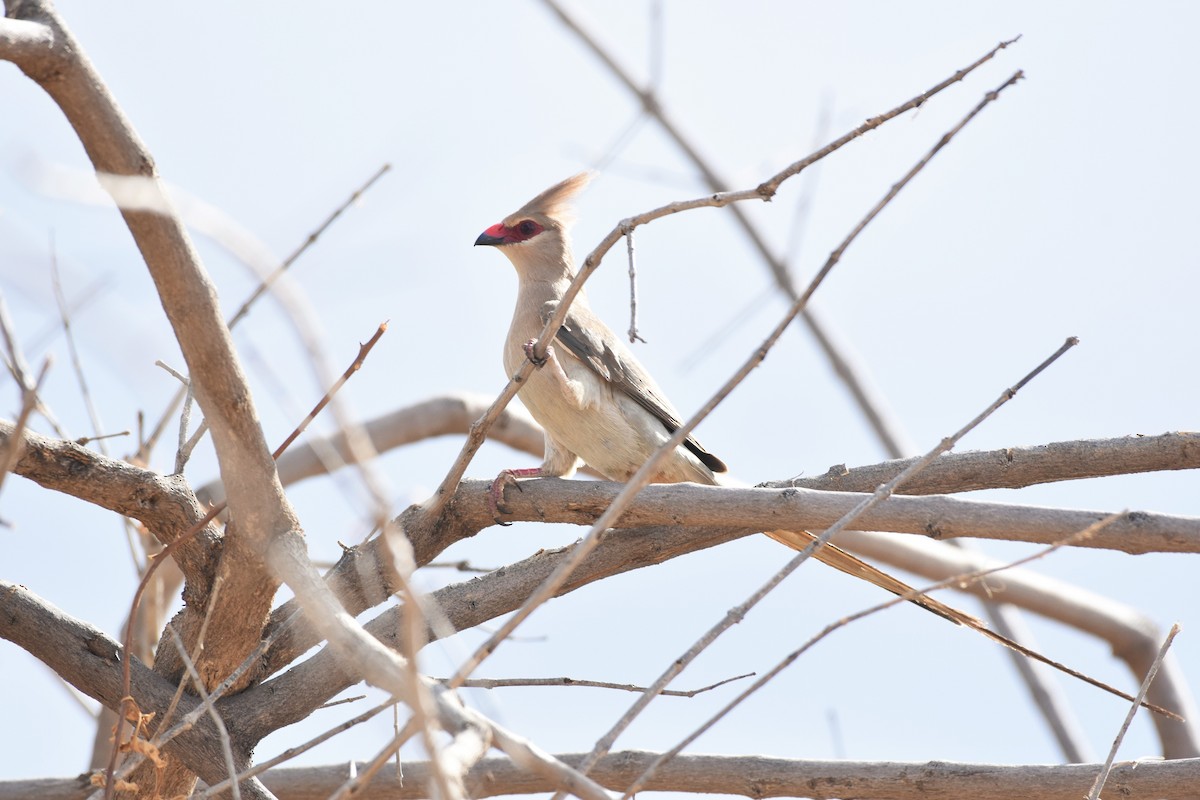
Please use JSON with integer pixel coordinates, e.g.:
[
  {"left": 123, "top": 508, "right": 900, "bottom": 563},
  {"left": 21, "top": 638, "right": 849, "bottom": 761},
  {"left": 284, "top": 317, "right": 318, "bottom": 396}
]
[
  {"left": 234, "top": 499, "right": 1199, "bottom": 757},
  {"left": 271, "top": 751, "right": 1200, "bottom": 800},
  {"left": 247, "top": 431, "right": 1200, "bottom": 685},
  {"left": 786, "top": 432, "right": 1200, "bottom": 495},
  {"left": 8, "top": 750, "right": 1194, "bottom": 800},
  {"left": 473, "top": 478, "right": 1200, "bottom": 555}
]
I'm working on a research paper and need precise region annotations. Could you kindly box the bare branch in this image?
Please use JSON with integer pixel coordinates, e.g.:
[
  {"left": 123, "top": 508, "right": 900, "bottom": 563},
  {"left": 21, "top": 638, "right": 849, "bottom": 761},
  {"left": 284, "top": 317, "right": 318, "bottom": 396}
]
[
  {"left": 837, "top": 529, "right": 1200, "bottom": 757},
  {"left": 788, "top": 431, "right": 1200, "bottom": 494},
  {"left": 542, "top": 0, "right": 1019, "bottom": 458},
  {"left": 0, "top": 357, "right": 49, "bottom": 505},
  {"left": 1087, "top": 623, "right": 1183, "bottom": 800},
  {"left": 439, "top": 673, "right": 754, "bottom": 697},
  {"left": 230, "top": 506, "right": 1196, "bottom": 757},
  {"left": 0, "top": 580, "right": 253, "bottom": 791},
  {"left": 420, "top": 49, "right": 1024, "bottom": 521},
  {"left": 461, "top": 479, "right": 1200, "bottom": 554},
  {"left": 10, "top": 751, "right": 1194, "bottom": 800},
  {"left": 49, "top": 237, "right": 108, "bottom": 453},
  {"left": 226, "top": 163, "right": 392, "bottom": 329},
  {"left": 447, "top": 71, "right": 1026, "bottom": 690}
]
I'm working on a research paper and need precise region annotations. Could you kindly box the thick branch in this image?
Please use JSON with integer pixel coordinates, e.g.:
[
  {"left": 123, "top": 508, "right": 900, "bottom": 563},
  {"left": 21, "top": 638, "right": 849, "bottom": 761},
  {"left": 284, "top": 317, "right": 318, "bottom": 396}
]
[
  {"left": 8, "top": 751, "right": 1195, "bottom": 800},
  {"left": 230, "top": 523, "right": 747, "bottom": 741},
  {"left": 0, "top": 580, "right": 259, "bottom": 791},
  {"left": 236, "top": 504, "right": 1198, "bottom": 758},
  {"left": 261, "top": 751, "right": 1199, "bottom": 800},
  {"left": 3, "top": 3, "right": 298, "bottom": 793},
  {"left": 252, "top": 431, "right": 1200, "bottom": 676},
  {"left": 459, "top": 478, "right": 1200, "bottom": 555}
]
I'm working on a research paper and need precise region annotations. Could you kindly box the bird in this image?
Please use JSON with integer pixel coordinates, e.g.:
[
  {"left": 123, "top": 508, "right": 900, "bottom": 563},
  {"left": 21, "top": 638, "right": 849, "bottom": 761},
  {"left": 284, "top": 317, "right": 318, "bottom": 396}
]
[{"left": 474, "top": 172, "right": 976, "bottom": 626}]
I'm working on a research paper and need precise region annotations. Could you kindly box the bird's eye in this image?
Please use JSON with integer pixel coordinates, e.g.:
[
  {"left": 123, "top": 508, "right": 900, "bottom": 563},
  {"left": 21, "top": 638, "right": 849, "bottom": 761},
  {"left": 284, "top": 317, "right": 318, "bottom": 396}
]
[{"left": 517, "top": 220, "right": 537, "bottom": 236}]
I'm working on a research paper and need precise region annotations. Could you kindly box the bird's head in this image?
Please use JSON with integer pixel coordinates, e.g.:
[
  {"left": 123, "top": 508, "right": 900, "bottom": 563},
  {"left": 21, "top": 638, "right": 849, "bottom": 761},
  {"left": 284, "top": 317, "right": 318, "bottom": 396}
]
[{"left": 475, "top": 172, "right": 594, "bottom": 279}]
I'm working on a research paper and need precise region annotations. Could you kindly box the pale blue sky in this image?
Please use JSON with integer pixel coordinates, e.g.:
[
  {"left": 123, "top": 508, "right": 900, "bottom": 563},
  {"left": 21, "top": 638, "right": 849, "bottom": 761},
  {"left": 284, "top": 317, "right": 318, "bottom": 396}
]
[{"left": 1, "top": 0, "right": 1198, "bottom": 787}]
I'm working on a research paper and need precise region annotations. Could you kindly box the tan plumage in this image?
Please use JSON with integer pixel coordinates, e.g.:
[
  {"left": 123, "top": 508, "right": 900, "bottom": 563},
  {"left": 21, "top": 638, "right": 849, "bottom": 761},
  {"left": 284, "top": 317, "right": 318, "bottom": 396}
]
[{"left": 475, "top": 173, "right": 978, "bottom": 626}]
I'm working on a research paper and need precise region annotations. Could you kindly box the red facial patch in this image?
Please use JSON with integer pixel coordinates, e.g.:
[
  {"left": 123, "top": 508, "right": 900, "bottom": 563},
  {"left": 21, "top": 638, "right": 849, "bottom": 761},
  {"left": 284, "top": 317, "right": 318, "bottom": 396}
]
[{"left": 482, "top": 219, "right": 544, "bottom": 244}]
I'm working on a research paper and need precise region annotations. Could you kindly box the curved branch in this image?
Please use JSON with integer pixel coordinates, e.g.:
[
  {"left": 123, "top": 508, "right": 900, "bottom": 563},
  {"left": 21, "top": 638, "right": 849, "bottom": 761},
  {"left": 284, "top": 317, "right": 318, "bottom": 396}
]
[
  {"left": 196, "top": 392, "right": 551, "bottom": 506},
  {"left": 837, "top": 529, "right": 1200, "bottom": 758}
]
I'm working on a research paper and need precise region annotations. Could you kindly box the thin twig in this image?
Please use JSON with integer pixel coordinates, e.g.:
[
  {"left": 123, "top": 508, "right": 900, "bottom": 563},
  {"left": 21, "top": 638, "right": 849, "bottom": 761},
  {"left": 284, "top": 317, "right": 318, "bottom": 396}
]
[
  {"left": 317, "top": 694, "right": 367, "bottom": 710},
  {"left": 154, "top": 357, "right": 206, "bottom": 472},
  {"left": 624, "top": 224, "right": 645, "bottom": 343},
  {"left": 618, "top": 515, "right": 1160, "bottom": 799},
  {"left": 542, "top": 0, "right": 1019, "bottom": 458},
  {"left": 1086, "top": 624, "right": 1182, "bottom": 800},
  {"left": 570, "top": 332, "right": 1077, "bottom": 785},
  {"left": 327, "top": 718, "right": 422, "bottom": 800},
  {"left": 444, "top": 69, "right": 1026, "bottom": 694},
  {"left": 107, "top": 323, "right": 388, "bottom": 795},
  {"left": 165, "top": 625, "right": 242, "bottom": 800},
  {"left": 0, "top": 293, "right": 66, "bottom": 437},
  {"left": 139, "top": 164, "right": 391, "bottom": 469},
  {"left": 49, "top": 235, "right": 108, "bottom": 454},
  {"left": 226, "top": 163, "right": 391, "bottom": 329},
  {"left": 175, "top": 386, "right": 196, "bottom": 474},
  {"left": 0, "top": 357, "right": 50, "bottom": 505},
  {"left": 442, "top": 672, "right": 754, "bottom": 697},
  {"left": 197, "top": 698, "right": 399, "bottom": 798}
]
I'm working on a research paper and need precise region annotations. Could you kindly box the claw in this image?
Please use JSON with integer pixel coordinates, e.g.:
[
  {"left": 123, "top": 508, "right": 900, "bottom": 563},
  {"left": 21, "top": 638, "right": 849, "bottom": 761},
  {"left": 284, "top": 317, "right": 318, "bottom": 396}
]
[
  {"left": 523, "top": 338, "right": 551, "bottom": 368},
  {"left": 489, "top": 468, "right": 540, "bottom": 524}
]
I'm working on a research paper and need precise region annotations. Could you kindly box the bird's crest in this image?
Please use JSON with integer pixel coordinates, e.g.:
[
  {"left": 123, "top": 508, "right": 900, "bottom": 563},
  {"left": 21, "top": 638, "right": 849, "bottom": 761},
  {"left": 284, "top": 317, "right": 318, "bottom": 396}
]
[{"left": 511, "top": 171, "right": 594, "bottom": 227}]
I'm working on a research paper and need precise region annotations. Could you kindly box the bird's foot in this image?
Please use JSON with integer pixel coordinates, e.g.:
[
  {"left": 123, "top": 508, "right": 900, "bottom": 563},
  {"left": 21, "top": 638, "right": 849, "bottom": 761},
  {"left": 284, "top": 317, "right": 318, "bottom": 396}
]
[
  {"left": 523, "top": 339, "right": 552, "bottom": 368},
  {"left": 489, "top": 467, "right": 543, "bottom": 524}
]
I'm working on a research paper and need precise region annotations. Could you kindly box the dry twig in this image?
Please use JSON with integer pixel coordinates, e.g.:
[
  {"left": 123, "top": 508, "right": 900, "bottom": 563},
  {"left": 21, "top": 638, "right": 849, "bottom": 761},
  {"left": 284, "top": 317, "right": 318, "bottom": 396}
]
[
  {"left": 446, "top": 69, "right": 1026, "bottom": 694},
  {"left": 1086, "top": 623, "right": 1183, "bottom": 800}
]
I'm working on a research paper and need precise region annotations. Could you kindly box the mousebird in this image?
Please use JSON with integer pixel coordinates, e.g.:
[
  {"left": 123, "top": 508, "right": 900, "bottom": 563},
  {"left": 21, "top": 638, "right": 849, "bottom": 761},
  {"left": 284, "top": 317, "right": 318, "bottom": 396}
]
[{"left": 474, "top": 172, "right": 974, "bottom": 625}]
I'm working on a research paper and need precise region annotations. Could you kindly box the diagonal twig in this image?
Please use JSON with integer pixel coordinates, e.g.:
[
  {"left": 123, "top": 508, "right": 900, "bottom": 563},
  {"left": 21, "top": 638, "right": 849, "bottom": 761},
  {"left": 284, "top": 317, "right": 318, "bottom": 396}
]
[
  {"left": 617, "top": 513, "right": 1134, "bottom": 799},
  {"left": 444, "top": 70, "right": 1026, "bottom": 693},
  {"left": 542, "top": 0, "right": 1020, "bottom": 457},
  {"left": 1086, "top": 624, "right": 1183, "bottom": 800}
]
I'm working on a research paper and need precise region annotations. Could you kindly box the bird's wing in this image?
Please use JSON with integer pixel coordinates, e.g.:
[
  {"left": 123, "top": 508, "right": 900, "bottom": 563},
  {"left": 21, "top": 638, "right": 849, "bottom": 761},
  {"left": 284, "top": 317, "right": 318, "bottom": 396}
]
[{"left": 549, "top": 305, "right": 727, "bottom": 473}]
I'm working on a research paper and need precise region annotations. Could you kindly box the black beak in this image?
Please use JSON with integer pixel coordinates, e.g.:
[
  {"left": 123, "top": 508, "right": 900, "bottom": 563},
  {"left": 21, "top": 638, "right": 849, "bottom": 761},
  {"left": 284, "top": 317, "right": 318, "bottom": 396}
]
[{"left": 474, "top": 232, "right": 505, "bottom": 247}]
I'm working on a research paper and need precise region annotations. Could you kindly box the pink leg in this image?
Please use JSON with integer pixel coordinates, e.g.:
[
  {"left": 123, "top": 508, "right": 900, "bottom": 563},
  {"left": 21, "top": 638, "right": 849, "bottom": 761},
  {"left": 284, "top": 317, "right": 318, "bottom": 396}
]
[{"left": 489, "top": 467, "right": 544, "bottom": 523}]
